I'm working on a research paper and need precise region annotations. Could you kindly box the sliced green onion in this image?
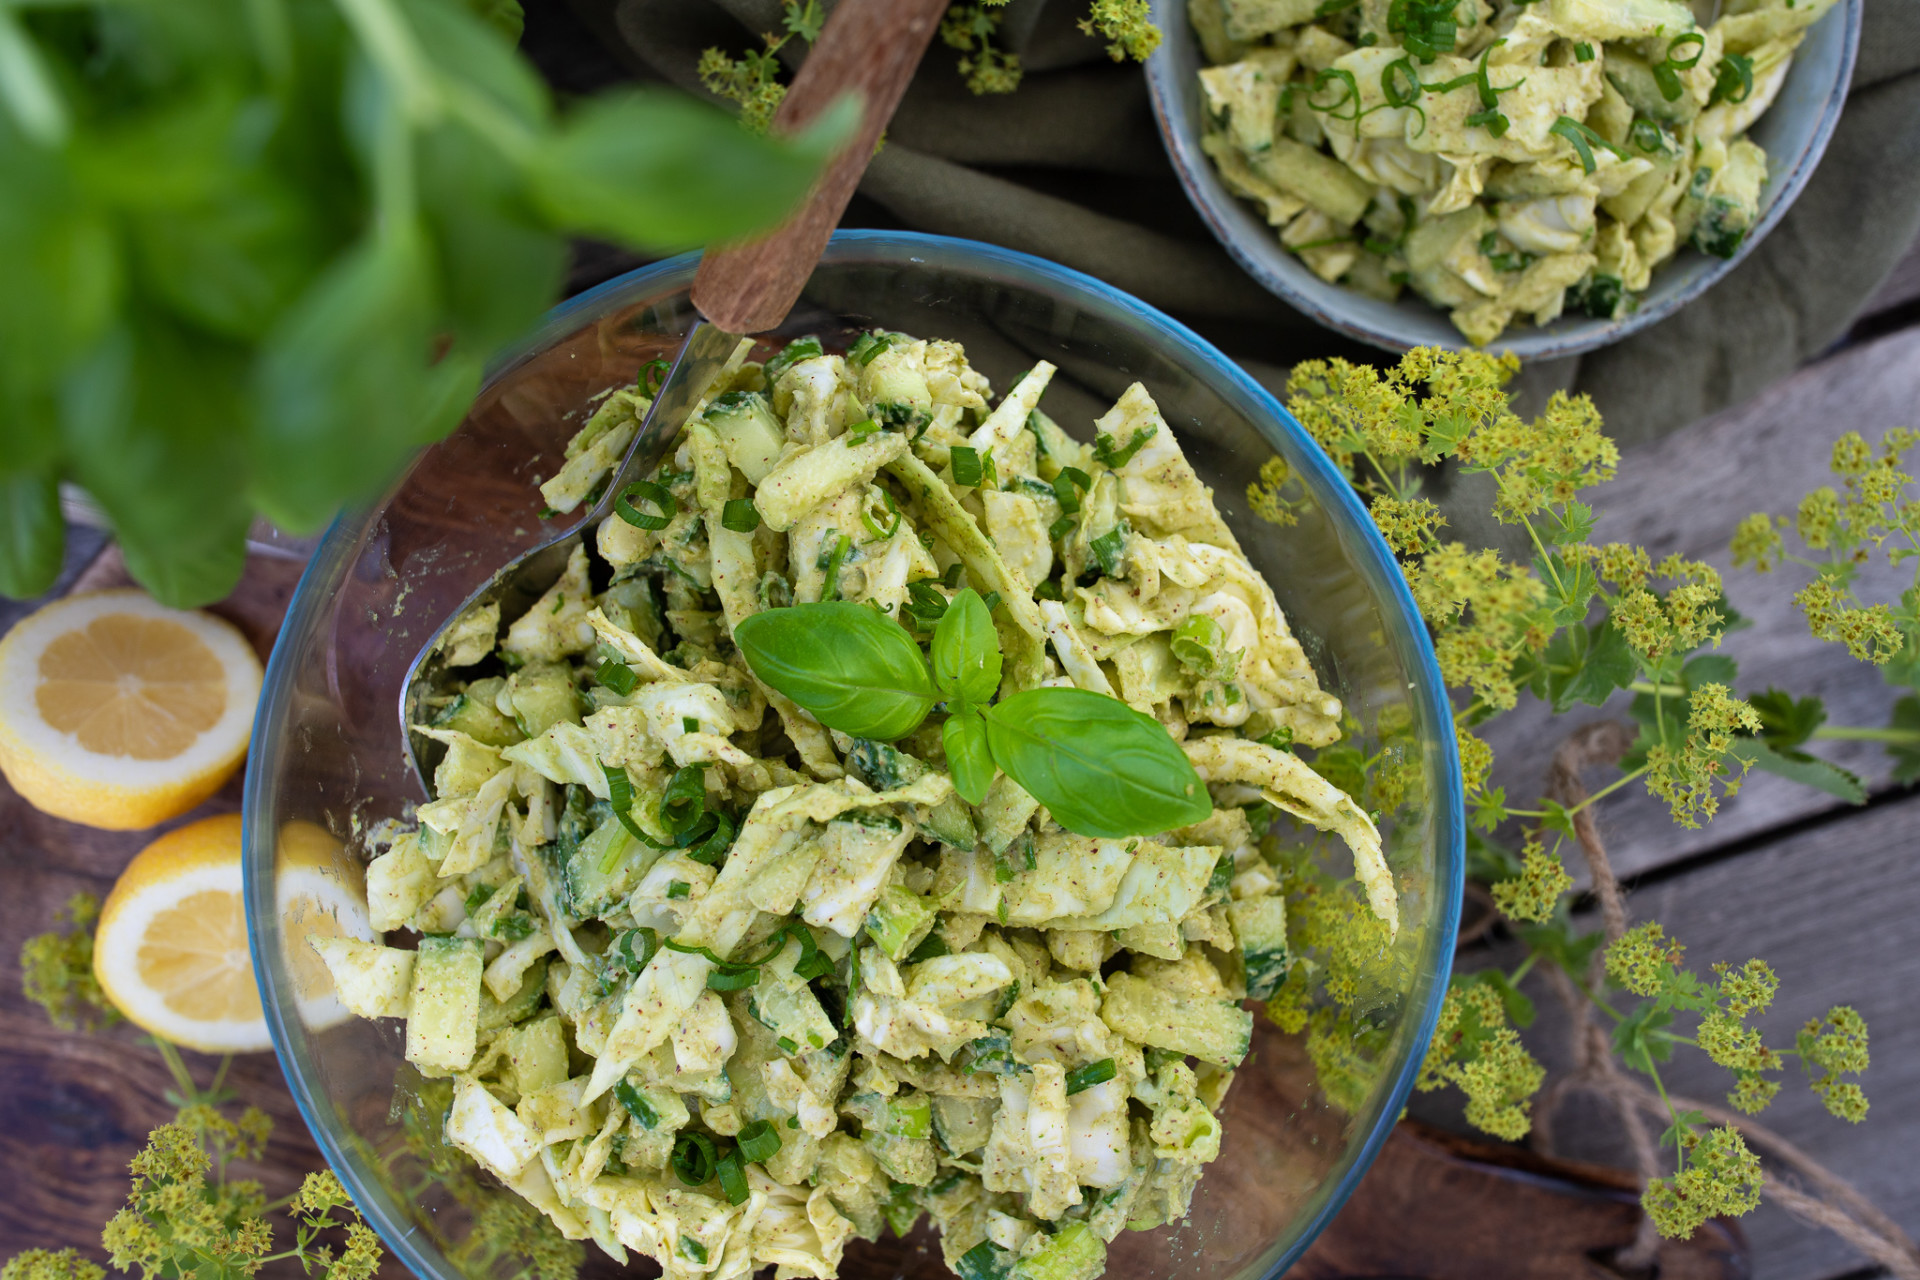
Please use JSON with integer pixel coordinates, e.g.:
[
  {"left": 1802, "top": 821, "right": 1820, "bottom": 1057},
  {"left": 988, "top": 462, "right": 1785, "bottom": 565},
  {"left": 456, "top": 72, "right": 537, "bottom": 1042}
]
[
  {"left": 1466, "top": 106, "right": 1510, "bottom": 137},
  {"left": 1093, "top": 426, "right": 1155, "bottom": 469},
  {"left": 1306, "top": 67, "right": 1361, "bottom": 121},
  {"left": 764, "top": 335, "right": 824, "bottom": 381},
  {"left": 778, "top": 1034, "right": 799, "bottom": 1053},
  {"left": 1573, "top": 41, "right": 1594, "bottom": 62},
  {"left": 638, "top": 357, "right": 670, "bottom": 398},
  {"left": 614, "top": 1079, "right": 660, "bottom": 1127},
  {"left": 715, "top": 1150, "right": 750, "bottom": 1204},
  {"left": 1709, "top": 51, "right": 1753, "bottom": 107},
  {"left": 603, "top": 763, "right": 652, "bottom": 844},
  {"left": 1381, "top": 57, "right": 1421, "bottom": 107},
  {"left": 672, "top": 1132, "right": 717, "bottom": 1186},
  {"left": 820, "top": 533, "right": 853, "bottom": 601},
  {"left": 680, "top": 1239, "right": 708, "bottom": 1265},
  {"left": 1052, "top": 466, "right": 1090, "bottom": 512},
  {"left": 1032, "top": 579, "right": 1063, "bottom": 601},
  {"left": 1090, "top": 526, "right": 1127, "bottom": 577},
  {"left": 848, "top": 331, "right": 895, "bottom": 367},
  {"left": 1630, "top": 117, "right": 1671, "bottom": 154},
  {"left": 667, "top": 879, "right": 690, "bottom": 899},
  {"left": 847, "top": 416, "right": 880, "bottom": 439},
  {"left": 736, "top": 1119, "right": 783, "bottom": 1163},
  {"left": 860, "top": 488, "right": 903, "bottom": 541},
  {"left": 685, "top": 810, "right": 736, "bottom": 866},
  {"left": 660, "top": 764, "right": 707, "bottom": 835},
  {"left": 615, "top": 480, "right": 675, "bottom": 530},
  {"left": 941, "top": 562, "right": 965, "bottom": 589},
  {"left": 950, "top": 446, "right": 983, "bottom": 488},
  {"left": 596, "top": 658, "right": 637, "bottom": 696},
  {"left": 1047, "top": 514, "right": 1076, "bottom": 542},
  {"left": 1550, "top": 116, "right": 1629, "bottom": 174},
  {"left": 1064, "top": 1058, "right": 1117, "bottom": 1095},
  {"left": 721, "top": 499, "right": 762, "bottom": 533}
]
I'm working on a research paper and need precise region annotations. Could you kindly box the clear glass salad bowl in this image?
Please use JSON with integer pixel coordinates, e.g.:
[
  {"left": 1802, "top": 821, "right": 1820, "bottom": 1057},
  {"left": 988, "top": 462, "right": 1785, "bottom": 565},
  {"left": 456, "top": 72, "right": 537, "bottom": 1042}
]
[{"left": 243, "top": 231, "right": 1464, "bottom": 1280}]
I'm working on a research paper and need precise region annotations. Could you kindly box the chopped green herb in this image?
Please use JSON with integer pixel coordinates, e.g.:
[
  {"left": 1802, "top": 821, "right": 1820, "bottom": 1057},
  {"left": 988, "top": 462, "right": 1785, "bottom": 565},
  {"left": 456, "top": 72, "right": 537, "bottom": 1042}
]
[
  {"left": 721, "top": 498, "right": 762, "bottom": 533},
  {"left": 1064, "top": 1058, "right": 1117, "bottom": 1094},
  {"left": 616, "top": 480, "right": 675, "bottom": 530}
]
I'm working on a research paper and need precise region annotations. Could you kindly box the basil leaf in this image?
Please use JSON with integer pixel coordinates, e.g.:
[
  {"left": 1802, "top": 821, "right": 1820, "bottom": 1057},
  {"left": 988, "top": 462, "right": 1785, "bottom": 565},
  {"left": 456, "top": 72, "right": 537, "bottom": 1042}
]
[
  {"left": 0, "top": 470, "right": 64, "bottom": 599},
  {"left": 931, "top": 588, "right": 1001, "bottom": 709},
  {"left": 943, "top": 709, "right": 995, "bottom": 806},
  {"left": 981, "top": 688, "right": 1211, "bottom": 838},
  {"left": 734, "top": 602, "right": 936, "bottom": 741}
]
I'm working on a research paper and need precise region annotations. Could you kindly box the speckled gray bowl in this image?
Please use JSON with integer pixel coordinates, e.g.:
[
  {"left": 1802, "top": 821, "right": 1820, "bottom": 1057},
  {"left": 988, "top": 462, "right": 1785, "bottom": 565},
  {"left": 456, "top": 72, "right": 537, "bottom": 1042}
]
[{"left": 1145, "top": 0, "right": 1862, "bottom": 358}]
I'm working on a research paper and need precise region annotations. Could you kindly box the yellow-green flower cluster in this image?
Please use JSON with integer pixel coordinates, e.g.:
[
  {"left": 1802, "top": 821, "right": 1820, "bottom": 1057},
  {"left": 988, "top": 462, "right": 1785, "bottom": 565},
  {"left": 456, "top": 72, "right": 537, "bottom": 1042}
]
[
  {"left": 1605, "top": 922, "right": 1685, "bottom": 997},
  {"left": 1416, "top": 983, "right": 1545, "bottom": 1141},
  {"left": 1079, "top": 0, "right": 1161, "bottom": 61},
  {"left": 0, "top": 1252, "right": 104, "bottom": 1280},
  {"left": 1490, "top": 835, "right": 1573, "bottom": 924},
  {"left": 1642, "top": 1126, "right": 1763, "bottom": 1239},
  {"left": 1645, "top": 684, "right": 1762, "bottom": 829},
  {"left": 18, "top": 893, "right": 119, "bottom": 1033},
  {"left": 1799, "top": 1006, "right": 1871, "bottom": 1123}
]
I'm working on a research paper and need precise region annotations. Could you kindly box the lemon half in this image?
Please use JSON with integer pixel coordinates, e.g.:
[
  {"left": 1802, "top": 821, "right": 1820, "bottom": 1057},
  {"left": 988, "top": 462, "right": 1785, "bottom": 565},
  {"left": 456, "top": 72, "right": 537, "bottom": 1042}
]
[
  {"left": 0, "top": 590, "right": 262, "bottom": 829},
  {"left": 94, "top": 815, "right": 373, "bottom": 1052}
]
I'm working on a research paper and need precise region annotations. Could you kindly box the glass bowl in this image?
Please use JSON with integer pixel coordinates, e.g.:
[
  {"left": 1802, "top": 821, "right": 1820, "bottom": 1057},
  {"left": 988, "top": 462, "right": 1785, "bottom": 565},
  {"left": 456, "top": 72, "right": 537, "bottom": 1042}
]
[
  {"left": 244, "top": 230, "right": 1464, "bottom": 1280},
  {"left": 1145, "top": 0, "right": 1862, "bottom": 359}
]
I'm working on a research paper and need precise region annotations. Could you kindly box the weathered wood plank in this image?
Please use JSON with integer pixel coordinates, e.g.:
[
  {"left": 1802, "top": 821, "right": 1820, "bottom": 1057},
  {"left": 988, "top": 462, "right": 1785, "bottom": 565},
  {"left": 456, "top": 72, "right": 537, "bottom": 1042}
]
[
  {"left": 1479, "top": 326, "right": 1920, "bottom": 883},
  {"left": 1431, "top": 791, "right": 1920, "bottom": 1280}
]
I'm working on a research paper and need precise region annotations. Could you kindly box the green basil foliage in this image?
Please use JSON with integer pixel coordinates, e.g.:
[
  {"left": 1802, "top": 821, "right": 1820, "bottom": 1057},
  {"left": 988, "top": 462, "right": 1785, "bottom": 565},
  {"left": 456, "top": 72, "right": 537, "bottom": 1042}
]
[
  {"left": 733, "top": 601, "right": 937, "bottom": 740},
  {"left": 980, "top": 689, "right": 1210, "bottom": 838},
  {"left": 0, "top": 0, "right": 850, "bottom": 605},
  {"left": 736, "top": 588, "right": 1211, "bottom": 836}
]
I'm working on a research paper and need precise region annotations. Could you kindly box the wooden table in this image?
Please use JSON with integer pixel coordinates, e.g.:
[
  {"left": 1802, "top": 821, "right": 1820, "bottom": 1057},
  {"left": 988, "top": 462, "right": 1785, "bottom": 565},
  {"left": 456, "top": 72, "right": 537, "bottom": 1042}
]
[{"left": 5, "top": 250, "right": 1917, "bottom": 1280}]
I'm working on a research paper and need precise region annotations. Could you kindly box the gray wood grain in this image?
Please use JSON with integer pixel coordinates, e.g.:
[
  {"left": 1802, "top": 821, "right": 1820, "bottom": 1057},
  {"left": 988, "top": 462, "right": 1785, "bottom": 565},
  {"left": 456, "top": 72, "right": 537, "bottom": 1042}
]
[
  {"left": 1428, "top": 791, "right": 1920, "bottom": 1280},
  {"left": 1478, "top": 325, "right": 1920, "bottom": 883}
]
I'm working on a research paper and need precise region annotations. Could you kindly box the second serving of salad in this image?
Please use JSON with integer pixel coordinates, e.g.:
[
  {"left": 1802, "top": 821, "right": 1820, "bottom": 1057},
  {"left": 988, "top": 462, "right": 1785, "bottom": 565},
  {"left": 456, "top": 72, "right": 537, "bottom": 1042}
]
[
  {"left": 314, "top": 330, "right": 1395, "bottom": 1280},
  {"left": 1191, "top": 0, "right": 1840, "bottom": 344}
]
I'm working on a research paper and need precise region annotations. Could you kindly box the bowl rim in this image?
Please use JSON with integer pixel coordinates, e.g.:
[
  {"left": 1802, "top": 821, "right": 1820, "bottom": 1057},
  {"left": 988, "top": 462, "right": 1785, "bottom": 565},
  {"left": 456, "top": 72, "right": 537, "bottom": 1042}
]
[
  {"left": 244, "top": 227, "right": 1465, "bottom": 1280},
  {"left": 1143, "top": 0, "right": 1863, "bottom": 359}
]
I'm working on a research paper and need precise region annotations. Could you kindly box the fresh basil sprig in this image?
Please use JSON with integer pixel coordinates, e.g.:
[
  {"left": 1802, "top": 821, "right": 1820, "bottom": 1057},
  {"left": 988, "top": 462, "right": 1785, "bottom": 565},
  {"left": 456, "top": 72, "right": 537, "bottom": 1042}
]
[
  {"left": 734, "top": 589, "right": 1211, "bottom": 837},
  {"left": 0, "top": 0, "right": 852, "bottom": 606}
]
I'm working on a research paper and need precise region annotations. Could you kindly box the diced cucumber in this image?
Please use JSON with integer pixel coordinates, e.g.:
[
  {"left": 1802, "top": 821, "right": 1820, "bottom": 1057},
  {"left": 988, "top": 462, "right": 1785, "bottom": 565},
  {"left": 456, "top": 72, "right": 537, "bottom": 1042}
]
[
  {"left": 601, "top": 577, "right": 666, "bottom": 649},
  {"left": 1228, "top": 896, "right": 1291, "bottom": 1001},
  {"left": 931, "top": 1095, "right": 996, "bottom": 1157},
  {"left": 476, "top": 956, "right": 547, "bottom": 1033},
  {"left": 1603, "top": 48, "right": 1699, "bottom": 126},
  {"left": 881, "top": 1180, "right": 923, "bottom": 1237},
  {"left": 508, "top": 663, "right": 583, "bottom": 738},
  {"left": 1100, "top": 972, "right": 1252, "bottom": 1068},
  {"left": 923, "top": 794, "right": 977, "bottom": 848},
  {"left": 863, "top": 885, "right": 937, "bottom": 961},
  {"left": 703, "top": 390, "right": 786, "bottom": 485},
  {"left": 508, "top": 1014, "right": 570, "bottom": 1095},
  {"left": 433, "top": 680, "right": 524, "bottom": 747},
  {"left": 565, "top": 815, "right": 657, "bottom": 919},
  {"left": 1011, "top": 1222, "right": 1106, "bottom": 1280},
  {"left": 748, "top": 980, "right": 838, "bottom": 1056},
  {"left": 406, "top": 936, "right": 484, "bottom": 1074}
]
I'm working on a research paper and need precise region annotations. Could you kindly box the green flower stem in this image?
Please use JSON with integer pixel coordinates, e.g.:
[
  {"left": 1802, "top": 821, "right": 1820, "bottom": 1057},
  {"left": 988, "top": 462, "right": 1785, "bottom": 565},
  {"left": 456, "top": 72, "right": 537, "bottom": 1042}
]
[
  {"left": 1567, "top": 763, "right": 1650, "bottom": 815},
  {"left": 330, "top": 0, "right": 444, "bottom": 122},
  {"left": 1630, "top": 681, "right": 1687, "bottom": 697},
  {"left": 1811, "top": 725, "right": 1920, "bottom": 743},
  {"left": 0, "top": 6, "right": 70, "bottom": 146},
  {"left": 1508, "top": 951, "right": 1539, "bottom": 987},
  {"left": 1645, "top": 1056, "right": 1684, "bottom": 1171}
]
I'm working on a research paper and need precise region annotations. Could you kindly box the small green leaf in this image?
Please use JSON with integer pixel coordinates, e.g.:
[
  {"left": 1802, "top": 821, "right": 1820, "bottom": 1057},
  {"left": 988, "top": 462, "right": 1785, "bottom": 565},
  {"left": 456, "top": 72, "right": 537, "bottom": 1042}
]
[
  {"left": 734, "top": 602, "right": 936, "bottom": 741},
  {"left": 0, "top": 469, "right": 64, "bottom": 599},
  {"left": 1548, "top": 617, "right": 1635, "bottom": 712},
  {"left": 1889, "top": 695, "right": 1920, "bottom": 784},
  {"left": 1515, "top": 907, "right": 1604, "bottom": 978},
  {"left": 1729, "top": 738, "right": 1866, "bottom": 805},
  {"left": 526, "top": 89, "right": 855, "bottom": 253},
  {"left": 931, "top": 588, "right": 1001, "bottom": 709},
  {"left": 1538, "top": 799, "right": 1577, "bottom": 838},
  {"left": 1464, "top": 825, "right": 1523, "bottom": 881},
  {"left": 1541, "top": 501, "right": 1595, "bottom": 546},
  {"left": 1745, "top": 688, "right": 1825, "bottom": 751},
  {"left": 943, "top": 709, "right": 995, "bottom": 806},
  {"left": 1681, "top": 653, "right": 1739, "bottom": 689},
  {"left": 980, "top": 688, "right": 1210, "bottom": 838},
  {"left": 1659, "top": 1108, "right": 1706, "bottom": 1151},
  {"left": 1471, "top": 969, "right": 1536, "bottom": 1029},
  {"left": 1613, "top": 1000, "right": 1675, "bottom": 1073}
]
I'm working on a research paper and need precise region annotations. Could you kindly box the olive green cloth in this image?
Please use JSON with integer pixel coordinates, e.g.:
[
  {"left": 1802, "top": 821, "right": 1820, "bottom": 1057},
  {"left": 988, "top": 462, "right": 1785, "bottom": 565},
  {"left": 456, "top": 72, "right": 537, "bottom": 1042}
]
[{"left": 565, "top": 0, "right": 1920, "bottom": 447}]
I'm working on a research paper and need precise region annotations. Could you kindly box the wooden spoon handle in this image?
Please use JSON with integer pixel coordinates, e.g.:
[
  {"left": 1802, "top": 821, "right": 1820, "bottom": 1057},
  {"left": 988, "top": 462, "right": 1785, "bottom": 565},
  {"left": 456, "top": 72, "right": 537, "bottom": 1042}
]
[{"left": 690, "top": 0, "right": 949, "bottom": 334}]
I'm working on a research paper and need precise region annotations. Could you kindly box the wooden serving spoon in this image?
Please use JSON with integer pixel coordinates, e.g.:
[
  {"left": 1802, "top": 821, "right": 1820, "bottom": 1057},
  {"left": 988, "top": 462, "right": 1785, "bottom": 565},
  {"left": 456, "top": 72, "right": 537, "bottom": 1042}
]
[{"left": 399, "top": 0, "right": 950, "bottom": 789}]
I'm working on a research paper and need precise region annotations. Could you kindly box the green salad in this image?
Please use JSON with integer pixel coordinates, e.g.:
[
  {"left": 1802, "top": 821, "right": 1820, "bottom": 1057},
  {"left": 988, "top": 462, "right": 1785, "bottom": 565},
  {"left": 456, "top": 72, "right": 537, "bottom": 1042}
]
[
  {"left": 1191, "top": 0, "right": 1839, "bottom": 344},
  {"left": 313, "top": 331, "right": 1394, "bottom": 1280}
]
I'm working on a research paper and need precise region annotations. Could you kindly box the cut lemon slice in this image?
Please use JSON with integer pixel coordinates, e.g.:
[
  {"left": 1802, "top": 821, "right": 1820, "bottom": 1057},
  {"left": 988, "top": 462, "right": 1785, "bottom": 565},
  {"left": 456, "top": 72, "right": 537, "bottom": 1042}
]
[
  {"left": 0, "top": 590, "right": 262, "bottom": 830},
  {"left": 277, "top": 819, "right": 375, "bottom": 1032}
]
